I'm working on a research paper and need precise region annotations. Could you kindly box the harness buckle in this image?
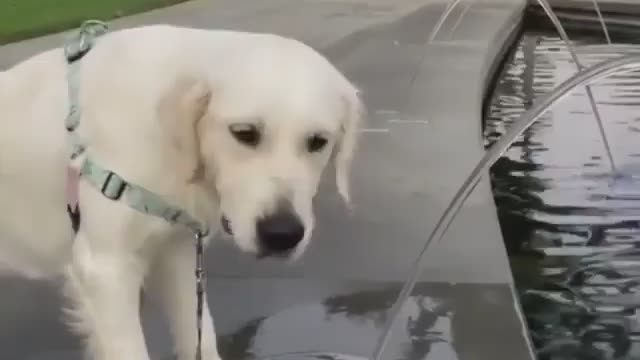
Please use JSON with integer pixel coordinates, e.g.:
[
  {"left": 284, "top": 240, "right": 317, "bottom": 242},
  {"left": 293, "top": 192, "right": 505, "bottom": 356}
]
[
  {"left": 64, "top": 20, "right": 109, "bottom": 64},
  {"left": 65, "top": 44, "right": 91, "bottom": 64},
  {"left": 101, "top": 171, "right": 127, "bottom": 200}
]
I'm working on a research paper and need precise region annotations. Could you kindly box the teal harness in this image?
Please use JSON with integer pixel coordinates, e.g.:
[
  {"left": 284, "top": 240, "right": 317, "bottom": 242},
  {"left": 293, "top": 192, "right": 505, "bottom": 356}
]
[
  {"left": 63, "top": 20, "right": 207, "bottom": 360},
  {"left": 63, "top": 20, "right": 209, "bottom": 238}
]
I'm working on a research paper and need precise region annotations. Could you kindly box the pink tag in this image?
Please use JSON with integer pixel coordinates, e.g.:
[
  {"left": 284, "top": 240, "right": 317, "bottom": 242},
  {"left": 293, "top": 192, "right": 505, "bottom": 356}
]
[{"left": 66, "top": 166, "right": 80, "bottom": 208}]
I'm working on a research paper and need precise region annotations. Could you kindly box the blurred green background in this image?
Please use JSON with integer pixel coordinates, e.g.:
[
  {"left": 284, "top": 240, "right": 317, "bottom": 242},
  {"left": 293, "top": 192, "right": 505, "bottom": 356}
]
[{"left": 0, "top": 0, "right": 189, "bottom": 45}]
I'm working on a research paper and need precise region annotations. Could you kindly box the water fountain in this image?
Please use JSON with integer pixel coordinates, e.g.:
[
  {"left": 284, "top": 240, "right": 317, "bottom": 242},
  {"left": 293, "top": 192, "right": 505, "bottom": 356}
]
[
  {"left": 369, "top": 2, "right": 640, "bottom": 360},
  {"left": 535, "top": 0, "right": 617, "bottom": 177}
]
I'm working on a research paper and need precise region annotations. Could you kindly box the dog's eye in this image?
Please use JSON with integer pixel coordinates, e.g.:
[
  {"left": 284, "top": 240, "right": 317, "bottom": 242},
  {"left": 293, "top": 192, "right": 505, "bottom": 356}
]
[
  {"left": 229, "top": 124, "right": 260, "bottom": 147},
  {"left": 307, "top": 134, "right": 328, "bottom": 153}
]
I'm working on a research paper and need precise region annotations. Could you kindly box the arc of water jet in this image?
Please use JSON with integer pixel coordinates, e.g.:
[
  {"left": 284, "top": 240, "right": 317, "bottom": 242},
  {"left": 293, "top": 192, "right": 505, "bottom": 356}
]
[
  {"left": 428, "top": 0, "right": 464, "bottom": 43},
  {"left": 401, "top": 0, "right": 463, "bottom": 124},
  {"left": 536, "top": 0, "right": 618, "bottom": 175},
  {"left": 369, "top": 54, "right": 640, "bottom": 360},
  {"left": 448, "top": 1, "right": 474, "bottom": 40},
  {"left": 591, "top": 0, "right": 611, "bottom": 44}
]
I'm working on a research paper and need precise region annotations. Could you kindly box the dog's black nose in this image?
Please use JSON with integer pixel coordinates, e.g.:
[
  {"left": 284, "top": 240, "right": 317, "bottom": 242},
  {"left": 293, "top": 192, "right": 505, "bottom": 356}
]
[{"left": 256, "top": 209, "right": 305, "bottom": 254}]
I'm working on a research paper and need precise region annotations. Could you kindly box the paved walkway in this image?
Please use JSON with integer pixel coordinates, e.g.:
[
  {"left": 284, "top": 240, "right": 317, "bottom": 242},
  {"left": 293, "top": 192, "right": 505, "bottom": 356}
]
[
  {"left": 0, "top": 1, "right": 535, "bottom": 359},
  {"left": 0, "top": 0, "right": 426, "bottom": 69}
]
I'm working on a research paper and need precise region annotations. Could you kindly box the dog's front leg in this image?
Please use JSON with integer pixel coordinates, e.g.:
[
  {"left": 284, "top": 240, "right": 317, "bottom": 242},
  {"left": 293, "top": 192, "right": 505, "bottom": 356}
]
[
  {"left": 64, "top": 231, "right": 150, "bottom": 360},
  {"left": 148, "top": 238, "right": 221, "bottom": 360}
]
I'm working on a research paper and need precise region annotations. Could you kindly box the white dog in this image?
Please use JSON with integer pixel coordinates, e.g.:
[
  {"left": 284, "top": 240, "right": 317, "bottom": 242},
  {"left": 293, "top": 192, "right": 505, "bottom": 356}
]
[{"left": 0, "top": 24, "right": 362, "bottom": 360}]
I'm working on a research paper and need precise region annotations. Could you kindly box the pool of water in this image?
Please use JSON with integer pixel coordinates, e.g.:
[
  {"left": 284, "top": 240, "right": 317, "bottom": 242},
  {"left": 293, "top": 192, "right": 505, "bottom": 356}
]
[{"left": 484, "top": 25, "right": 640, "bottom": 360}]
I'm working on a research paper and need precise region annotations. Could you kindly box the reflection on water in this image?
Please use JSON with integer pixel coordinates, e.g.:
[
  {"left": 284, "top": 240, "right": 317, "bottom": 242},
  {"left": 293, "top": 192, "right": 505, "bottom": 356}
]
[
  {"left": 209, "top": 282, "right": 526, "bottom": 360},
  {"left": 484, "top": 29, "right": 640, "bottom": 360},
  {"left": 217, "top": 285, "right": 457, "bottom": 360},
  {"left": 322, "top": 286, "right": 456, "bottom": 360}
]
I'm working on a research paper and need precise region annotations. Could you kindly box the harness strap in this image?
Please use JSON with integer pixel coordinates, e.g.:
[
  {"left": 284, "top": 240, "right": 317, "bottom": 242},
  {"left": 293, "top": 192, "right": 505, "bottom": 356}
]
[
  {"left": 64, "top": 20, "right": 108, "bottom": 161},
  {"left": 64, "top": 20, "right": 210, "bottom": 238},
  {"left": 79, "top": 160, "right": 208, "bottom": 234}
]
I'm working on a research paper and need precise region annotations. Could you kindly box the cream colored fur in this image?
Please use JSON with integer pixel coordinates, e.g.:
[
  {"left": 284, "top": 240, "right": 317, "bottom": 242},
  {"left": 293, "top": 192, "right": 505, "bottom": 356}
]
[{"left": 0, "top": 25, "right": 362, "bottom": 360}]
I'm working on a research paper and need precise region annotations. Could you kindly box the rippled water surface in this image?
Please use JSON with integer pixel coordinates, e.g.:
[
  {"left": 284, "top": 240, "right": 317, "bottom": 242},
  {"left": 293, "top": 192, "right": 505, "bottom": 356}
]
[{"left": 484, "top": 29, "right": 640, "bottom": 360}]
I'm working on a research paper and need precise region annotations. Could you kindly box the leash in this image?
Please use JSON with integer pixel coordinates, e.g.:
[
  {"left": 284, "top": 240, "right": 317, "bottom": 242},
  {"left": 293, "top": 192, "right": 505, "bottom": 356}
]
[
  {"left": 195, "top": 231, "right": 206, "bottom": 360},
  {"left": 62, "top": 20, "right": 208, "bottom": 360}
]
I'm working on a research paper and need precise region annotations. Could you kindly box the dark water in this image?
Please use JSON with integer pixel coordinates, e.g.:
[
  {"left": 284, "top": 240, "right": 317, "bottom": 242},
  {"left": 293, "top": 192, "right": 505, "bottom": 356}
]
[{"left": 484, "top": 29, "right": 640, "bottom": 360}]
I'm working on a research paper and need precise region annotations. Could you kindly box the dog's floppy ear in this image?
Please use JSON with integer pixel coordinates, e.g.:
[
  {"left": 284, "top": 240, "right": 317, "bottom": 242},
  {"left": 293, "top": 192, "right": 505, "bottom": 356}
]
[
  {"left": 334, "top": 90, "right": 364, "bottom": 207},
  {"left": 158, "top": 77, "right": 212, "bottom": 183}
]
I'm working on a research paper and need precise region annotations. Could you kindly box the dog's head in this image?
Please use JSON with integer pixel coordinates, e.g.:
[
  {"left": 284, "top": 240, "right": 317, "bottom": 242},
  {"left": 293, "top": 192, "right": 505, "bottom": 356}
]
[{"left": 163, "top": 36, "right": 363, "bottom": 259}]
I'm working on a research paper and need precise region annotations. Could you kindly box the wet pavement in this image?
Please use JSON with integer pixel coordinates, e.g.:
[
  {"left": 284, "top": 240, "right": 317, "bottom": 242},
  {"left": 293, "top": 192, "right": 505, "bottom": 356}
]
[
  {"left": 0, "top": 1, "right": 535, "bottom": 359},
  {"left": 3, "top": 279, "right": 531, "bottom": 360},
  {"left": 484, "top": 23, "right": 640, "bottom": 360}
]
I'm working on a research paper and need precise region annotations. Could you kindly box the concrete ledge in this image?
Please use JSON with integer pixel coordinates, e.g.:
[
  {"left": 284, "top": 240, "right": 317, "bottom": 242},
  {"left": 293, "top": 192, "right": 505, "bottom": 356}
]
[{"left": 0, "top": 1, "right": 535, "bottom": 359}]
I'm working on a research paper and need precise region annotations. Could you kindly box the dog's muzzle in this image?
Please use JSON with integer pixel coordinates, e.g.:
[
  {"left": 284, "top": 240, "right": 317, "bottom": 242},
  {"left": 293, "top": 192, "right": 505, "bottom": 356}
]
[
  {"left": 221, "top": 205, "right": 304, "bottom": 258},
  {"left": 256, "top": 207, "right": 305, "bottom": 255}
]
